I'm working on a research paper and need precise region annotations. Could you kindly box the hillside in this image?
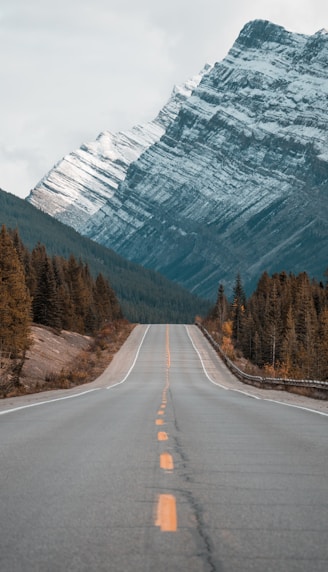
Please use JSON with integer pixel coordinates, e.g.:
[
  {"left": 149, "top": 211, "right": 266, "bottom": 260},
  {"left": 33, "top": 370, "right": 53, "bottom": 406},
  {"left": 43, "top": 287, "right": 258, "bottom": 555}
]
[{"left": 0, "top": 188, "right": 210, "bottom": 323}]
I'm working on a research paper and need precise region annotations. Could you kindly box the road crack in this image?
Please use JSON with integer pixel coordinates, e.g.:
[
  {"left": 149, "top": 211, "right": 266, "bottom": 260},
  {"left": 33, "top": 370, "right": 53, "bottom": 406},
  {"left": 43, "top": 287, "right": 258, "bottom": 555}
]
[
  {"left": 181, "top": 489, "right": 218, "bottom": 572},
  {"left": 171, "top": 437, "right": 220, "bottom": 571}
]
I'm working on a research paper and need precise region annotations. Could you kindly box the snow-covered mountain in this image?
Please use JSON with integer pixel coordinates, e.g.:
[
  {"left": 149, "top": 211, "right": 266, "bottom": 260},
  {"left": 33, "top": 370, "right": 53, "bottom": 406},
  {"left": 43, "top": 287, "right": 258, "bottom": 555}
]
[
  {"left": 27, "top": 65, "right": 211, "bottom": 229},
  {"left": 28, "top": 20, "right": 328, "bottom": 299}
]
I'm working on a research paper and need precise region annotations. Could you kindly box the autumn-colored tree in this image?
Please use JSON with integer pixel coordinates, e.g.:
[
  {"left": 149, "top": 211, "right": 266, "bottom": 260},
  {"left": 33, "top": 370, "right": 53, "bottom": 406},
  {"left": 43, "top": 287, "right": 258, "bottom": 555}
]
[
  {"left": 0, "top": 225, "right": 31, "bottom": 359},
  {"left": 93, "top": 273, "right": 112, "bottom": 326},
  {"left": 316, "top": 308, "right": 328, "bottom": 379},
  {"left": 10, "top": 228, "right": 36, "bottom": 294},
  {"left": 280, "top": 306, "right": 298, "bottom": 377},
  {"left": 293, "top": 273, "right": 318, "bottom": 378}
]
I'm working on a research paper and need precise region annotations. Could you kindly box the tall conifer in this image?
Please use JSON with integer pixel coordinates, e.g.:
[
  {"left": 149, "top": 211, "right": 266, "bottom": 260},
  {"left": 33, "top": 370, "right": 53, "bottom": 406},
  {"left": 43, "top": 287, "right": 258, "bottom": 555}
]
[
  {"left": 231, "top": 273, "right": 246, "bottom": 345},
  {"left": 32, "top": 256, "right": 62, "bottom": 330},
  {"left": 0, "top": 226, "right": 31, "bottom": 358}
]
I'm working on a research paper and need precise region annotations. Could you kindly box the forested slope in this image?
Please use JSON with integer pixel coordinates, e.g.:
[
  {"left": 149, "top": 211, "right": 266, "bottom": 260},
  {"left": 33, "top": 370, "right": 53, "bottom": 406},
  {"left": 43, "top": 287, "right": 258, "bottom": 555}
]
[
  {"left": 0, "top": 189, "right": 210, "bottom": 323},
  {"left": 206, "top": 271, "right": 328, "bottom": 381}
]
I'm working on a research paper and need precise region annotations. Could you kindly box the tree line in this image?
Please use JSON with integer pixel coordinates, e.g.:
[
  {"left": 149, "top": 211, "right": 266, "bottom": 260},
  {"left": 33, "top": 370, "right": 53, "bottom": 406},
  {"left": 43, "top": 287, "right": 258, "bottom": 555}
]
[
  {"left": 207, "top": 270, "right": 328, "bottom": 381},
  {"left": 0, "top": 225, "right": 122, "bottom": 361}
]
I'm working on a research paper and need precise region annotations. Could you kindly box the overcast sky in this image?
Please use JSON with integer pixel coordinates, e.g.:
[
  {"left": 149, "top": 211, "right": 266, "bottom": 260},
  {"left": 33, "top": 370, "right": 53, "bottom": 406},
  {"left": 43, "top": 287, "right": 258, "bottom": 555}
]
[{"left": 1, "top": 0, "right": 328, "bottom": 198}]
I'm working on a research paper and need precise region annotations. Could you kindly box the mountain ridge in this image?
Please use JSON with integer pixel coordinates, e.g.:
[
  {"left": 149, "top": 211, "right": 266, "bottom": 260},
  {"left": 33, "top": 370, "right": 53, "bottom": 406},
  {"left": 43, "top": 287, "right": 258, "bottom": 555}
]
[{"left": 28, "top": 64, "right": 211, "bottom": 230}]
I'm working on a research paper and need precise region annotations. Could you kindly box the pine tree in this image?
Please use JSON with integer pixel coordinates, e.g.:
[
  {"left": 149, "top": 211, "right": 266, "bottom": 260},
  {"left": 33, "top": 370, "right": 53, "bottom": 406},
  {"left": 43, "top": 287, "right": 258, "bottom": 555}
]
[
  {"left": 65, "top": 256, "right": 96, "bottom": 333},
  {"left": 51, "top": 257, "right": 75, "bottom": 331},
  {"left": 281, "top": 306, "right": 298, "bottom": 377},
  {"left": 264, "top": 279, "right": 281, "bottom": 369},
  {"left": 231, "top": 273, "right": 246, "bottom": 346},
  {"left": 240, "top": 309, "right": 257, "bottom": 362},
  {"left": 316, "top": 308, "right": 328, "bottom": 380},
  {"left": 32, "top": 256, "right": 62, "bottom": 330},
  {"left": 31, "top": 243, "right": 48, "bottom": 300},
  {"left": 294, "top": 273, "right": 317, "bottom": 378},
  {"left": 0, "top": 226, "right": 31, "bottom": 359},
  {"left": 213, "top": 283, "right": 229, "bottom": 330}
]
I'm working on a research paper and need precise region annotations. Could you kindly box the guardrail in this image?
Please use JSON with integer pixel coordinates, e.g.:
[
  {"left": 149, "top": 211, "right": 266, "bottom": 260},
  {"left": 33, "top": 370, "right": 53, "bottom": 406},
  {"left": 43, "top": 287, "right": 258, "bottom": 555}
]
[{"left": 196, "top": 322, "right": 328, "bottom": 392}]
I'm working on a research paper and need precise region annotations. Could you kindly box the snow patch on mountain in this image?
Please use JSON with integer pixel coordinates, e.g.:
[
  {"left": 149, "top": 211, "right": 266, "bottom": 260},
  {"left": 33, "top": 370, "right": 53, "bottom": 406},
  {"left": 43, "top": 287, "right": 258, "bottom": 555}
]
[{"left": 27, "top": 64, "right": 212, "bottom": 229}]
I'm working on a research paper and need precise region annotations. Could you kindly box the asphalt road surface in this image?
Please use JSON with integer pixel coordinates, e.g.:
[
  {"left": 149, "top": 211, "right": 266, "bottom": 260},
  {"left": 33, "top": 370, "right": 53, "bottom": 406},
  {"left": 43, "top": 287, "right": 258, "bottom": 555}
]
[{"left": 0, "top": 324, "right": 327, "bottom": 572}]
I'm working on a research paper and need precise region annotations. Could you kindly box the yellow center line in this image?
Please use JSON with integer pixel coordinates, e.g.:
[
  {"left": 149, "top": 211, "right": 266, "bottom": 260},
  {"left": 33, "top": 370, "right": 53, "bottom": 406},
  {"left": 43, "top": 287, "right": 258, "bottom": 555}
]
[
  {"left": 166, "top": 324, "right": 171, "bottom": 369},
  {"left": 160, "top": 452, "right": 174, "bottom": 470},
  {"left": 153, "top": 329, "right": 177, "bottom": 533},
  {"left": 155, "top": 494, "right": 177, "bottom": 532}
]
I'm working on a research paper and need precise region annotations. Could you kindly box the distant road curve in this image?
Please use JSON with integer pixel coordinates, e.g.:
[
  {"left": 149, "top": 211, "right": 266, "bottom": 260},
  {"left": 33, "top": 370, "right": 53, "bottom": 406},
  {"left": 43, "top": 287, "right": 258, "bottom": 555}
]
[{"left": 0, "top": 324, "right": 327, "bottom": 572}]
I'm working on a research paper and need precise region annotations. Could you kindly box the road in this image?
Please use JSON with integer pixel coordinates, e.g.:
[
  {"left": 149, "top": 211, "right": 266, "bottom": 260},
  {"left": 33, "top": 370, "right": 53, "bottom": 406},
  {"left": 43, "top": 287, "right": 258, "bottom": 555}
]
[{"left": 0, "top": 324, "right": 327, "bottom": 572}]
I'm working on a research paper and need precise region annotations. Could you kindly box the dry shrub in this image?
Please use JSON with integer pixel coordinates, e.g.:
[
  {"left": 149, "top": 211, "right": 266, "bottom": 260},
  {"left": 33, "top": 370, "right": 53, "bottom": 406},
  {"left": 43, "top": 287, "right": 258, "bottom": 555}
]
[
  {"left": 221, "top": 336, "right": 235, "bottom": 360},
  {"left": 222, "top": 320, "right": 233, "bottom": 338},
  {"left": 262, "top": 363, "right": 276, "bottom": 378},
  {"left": 45, "top": 320, "right": 135, "bottom": 391}
]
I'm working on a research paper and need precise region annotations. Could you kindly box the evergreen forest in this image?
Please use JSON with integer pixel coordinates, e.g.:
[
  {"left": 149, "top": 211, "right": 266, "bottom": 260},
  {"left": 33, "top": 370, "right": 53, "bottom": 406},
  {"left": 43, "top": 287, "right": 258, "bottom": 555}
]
[
  {"left": 0, "top": 225, "right": 122, "bottom": 362},
  {"left": 206, "top": 271, "right": 328, "bottom": 381}
]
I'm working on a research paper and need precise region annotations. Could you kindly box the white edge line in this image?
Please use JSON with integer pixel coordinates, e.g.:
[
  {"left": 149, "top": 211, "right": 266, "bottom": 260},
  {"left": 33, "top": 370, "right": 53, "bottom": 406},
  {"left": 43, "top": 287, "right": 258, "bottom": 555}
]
[
  {"left": 0, "top": 325, "right": 150, "bottom": 417},
  {"left": 106, "top": 324, "right": 150, "bottom": 390},
  {"left": 185, "top": 326, "right": 231, "bottom": 392},
  {"left": 0, "top": 388, "right": 101, "bottom": 416},
  {"left": 262, "top": 398, "right": 328, "bottom": 417},
  {"left": 186, "top": 326, "right": 328, "bottom": 416}
]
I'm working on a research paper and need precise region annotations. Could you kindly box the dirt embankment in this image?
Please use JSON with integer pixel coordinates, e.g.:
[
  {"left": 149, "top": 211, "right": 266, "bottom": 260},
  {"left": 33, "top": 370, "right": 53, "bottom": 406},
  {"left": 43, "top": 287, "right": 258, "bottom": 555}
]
[{"left": 1, "top": 321, "right": 135, "bottom": 398}]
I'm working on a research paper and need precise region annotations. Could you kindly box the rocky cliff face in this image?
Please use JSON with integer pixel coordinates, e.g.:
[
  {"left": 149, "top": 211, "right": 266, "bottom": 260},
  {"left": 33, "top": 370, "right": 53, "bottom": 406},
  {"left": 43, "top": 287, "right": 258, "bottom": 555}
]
[
  {"left": 28, "top": 20, "right": 328, "bottom": 299},
  {"left": 27, "top": 65, "right": 211, "bottom": 229}
]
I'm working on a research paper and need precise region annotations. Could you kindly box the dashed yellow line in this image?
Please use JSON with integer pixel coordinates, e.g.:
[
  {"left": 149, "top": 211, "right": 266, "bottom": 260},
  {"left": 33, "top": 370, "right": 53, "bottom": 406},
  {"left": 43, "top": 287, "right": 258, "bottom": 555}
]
[
  {"left": 155, "top": 494, "right": 177, "bottom": 532},
  {"left": 154, "top": 326, "right": 177, "bottom": 533},
  {"left": 166, "top": 324, "right": 171, "bottom": 369},
  {"left": 160, "top": 452, "right": 174, "bottom": 470}
]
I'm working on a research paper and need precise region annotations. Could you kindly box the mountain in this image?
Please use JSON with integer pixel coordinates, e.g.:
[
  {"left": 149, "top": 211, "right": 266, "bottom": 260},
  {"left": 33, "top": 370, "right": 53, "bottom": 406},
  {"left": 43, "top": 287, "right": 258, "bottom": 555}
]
[
  {"left": 0, "top": 188, "right": 210, "bottom": 323},
  {"left": 27, "top": 20, "right": 328, "bottom": 299},
  {"left": 27, "top": 65, "right": 211, "bottom": 231}
]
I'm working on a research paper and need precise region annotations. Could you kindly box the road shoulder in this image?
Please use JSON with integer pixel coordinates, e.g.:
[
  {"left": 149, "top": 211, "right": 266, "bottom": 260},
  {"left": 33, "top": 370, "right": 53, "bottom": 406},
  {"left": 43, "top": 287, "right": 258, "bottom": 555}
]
[
  {"left": 187, "top": 325, "right": 328, "bottom": 416},
  {"left": 0, "top": 325, "right": 148, "bottom": 413}
]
